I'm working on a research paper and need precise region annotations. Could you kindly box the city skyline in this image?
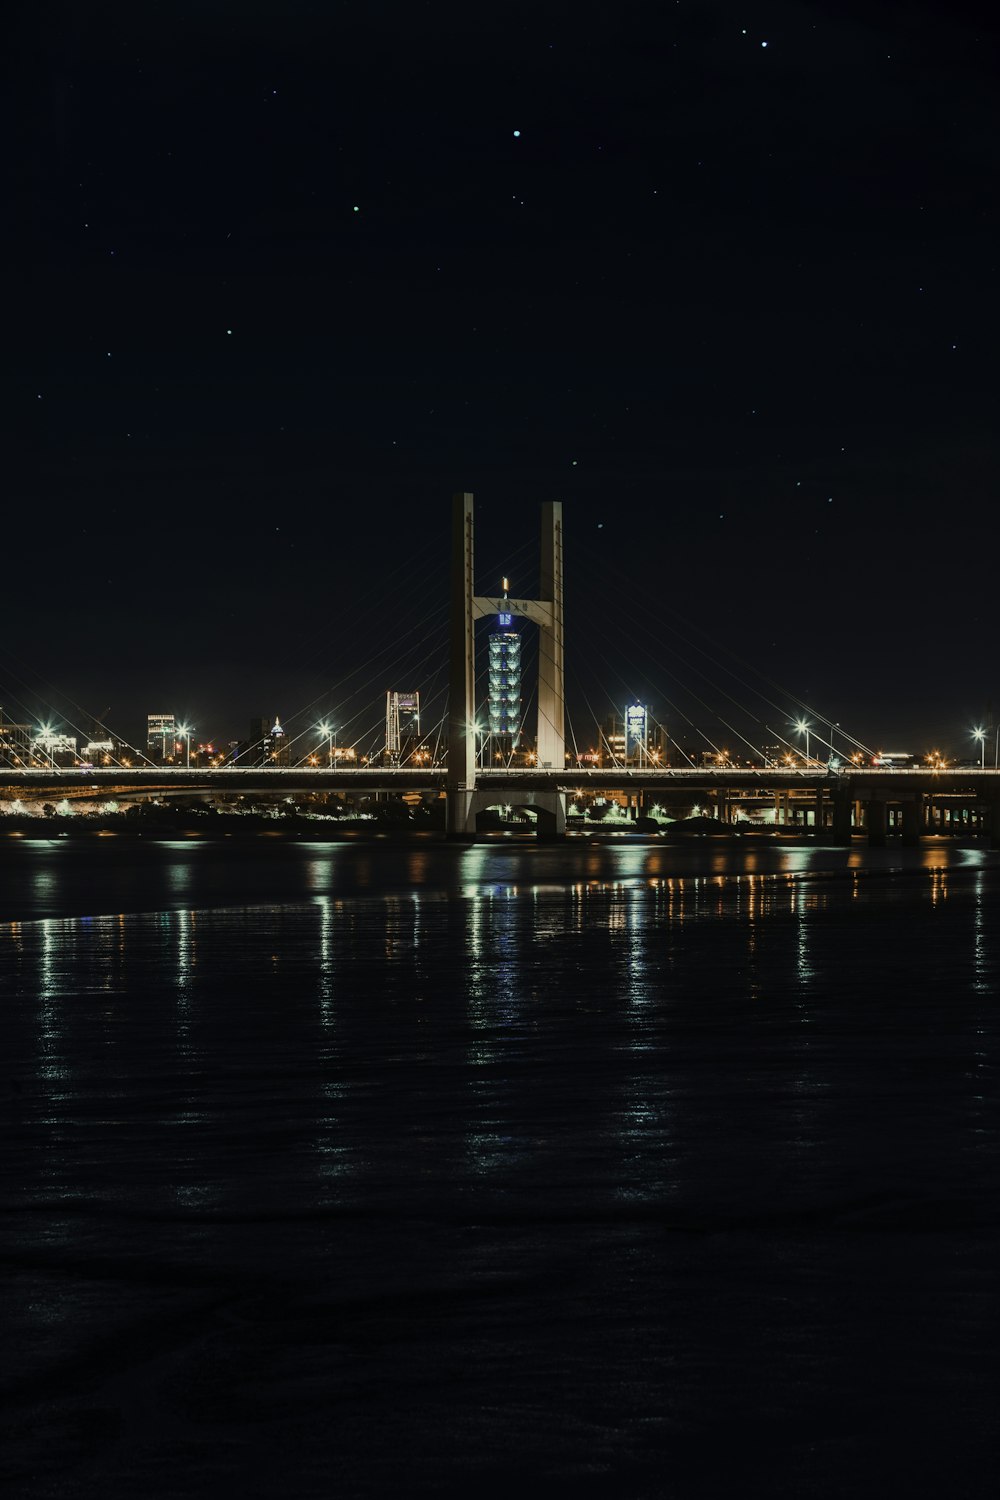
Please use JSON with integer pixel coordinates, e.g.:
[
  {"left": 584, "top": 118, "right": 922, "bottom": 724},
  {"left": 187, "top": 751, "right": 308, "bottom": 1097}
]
[{"left": 2, "top": 671, "right": 997, "bottom": 774}]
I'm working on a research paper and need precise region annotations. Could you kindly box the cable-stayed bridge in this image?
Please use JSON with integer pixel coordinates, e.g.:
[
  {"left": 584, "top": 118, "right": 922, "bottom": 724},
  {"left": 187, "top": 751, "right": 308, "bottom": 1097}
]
[{"left": 3, "top": 494, "right": 1000, "bottom": 844}]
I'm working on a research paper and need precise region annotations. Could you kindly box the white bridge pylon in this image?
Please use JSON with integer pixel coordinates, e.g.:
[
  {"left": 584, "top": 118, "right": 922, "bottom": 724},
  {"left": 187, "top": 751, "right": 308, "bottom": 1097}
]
[{"left": 447, "top": 492, "right": 566, "bottom": 837}]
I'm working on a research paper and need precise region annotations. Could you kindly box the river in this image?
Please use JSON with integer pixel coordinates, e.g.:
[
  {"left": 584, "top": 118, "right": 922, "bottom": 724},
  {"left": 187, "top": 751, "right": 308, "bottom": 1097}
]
[{"left": 1, "top": 839, "right": 997, "bottom": 1496}]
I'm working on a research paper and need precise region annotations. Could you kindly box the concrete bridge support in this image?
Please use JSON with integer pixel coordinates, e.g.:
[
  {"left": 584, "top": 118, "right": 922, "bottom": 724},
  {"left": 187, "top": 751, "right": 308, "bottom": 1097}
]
[
  {"left": 867, "top": 799, "right": 887, "bottom": 848},
  {"left": 831, "top": 794, "right": 853, "bottom": 845},
  {"left": 901, "top": 795, "right": 923, "bottom": 847},
  {"left": 990, "top": 798, "right": 1000, "bottom": 850},
  {"left": 445, "top": 788, "right": 566, "bottom": 839}
]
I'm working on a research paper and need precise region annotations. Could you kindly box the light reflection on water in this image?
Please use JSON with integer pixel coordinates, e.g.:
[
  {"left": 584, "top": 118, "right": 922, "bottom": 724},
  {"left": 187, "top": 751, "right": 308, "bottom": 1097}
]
[
  {"left": 0, "top": 842, "right": 997, "bottom": 1214},
  {"left": 316, "top": 894, "right": 334, "bottom": 1028}
]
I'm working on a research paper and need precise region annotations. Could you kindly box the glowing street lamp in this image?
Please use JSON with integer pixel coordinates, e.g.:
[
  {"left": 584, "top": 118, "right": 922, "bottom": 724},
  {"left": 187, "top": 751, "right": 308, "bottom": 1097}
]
[
  {"left": 317, "top": 721, "right": 335, "bottom": 767},
  {"left": 794, "top": 718, "right": 811, "bottom": 764},
  {"left": 176, "top": 724, "right": 192, "bottom": 768},
  {"left": 972, "top": 725, "right": 999, "bottom": 769},
  {"left": 36, "top": 723, "right": 56, "bottom": 768}
]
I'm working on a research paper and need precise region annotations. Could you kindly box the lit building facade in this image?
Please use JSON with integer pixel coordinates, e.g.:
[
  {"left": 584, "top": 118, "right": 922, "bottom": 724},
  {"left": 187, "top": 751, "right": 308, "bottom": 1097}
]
[
  {"left": 31, "top": 730, "right": 78, "bottom": 767},
  {"left": 147, "top": 713, "right": 176, "bottom": 764},
  {"left": 601, "top": 707, "right": 660, "bottom": 767},
  {"left": 247, "top": 716, "right": 289, "bottom": 766},
  {"left": 385, "top": 691, "right": 421, "bottom": 764},
  {"left": 487, "top": 579, "right": 521, "bottom": 757},
  {"left": 0, "top": 717, "right": 31, "bottom": 767},
  {"left": 81, "top": 738, "right": 116, "bottom": 766},
  {"left": 624, "top": 703, "right": 649, "bottom": 765}
]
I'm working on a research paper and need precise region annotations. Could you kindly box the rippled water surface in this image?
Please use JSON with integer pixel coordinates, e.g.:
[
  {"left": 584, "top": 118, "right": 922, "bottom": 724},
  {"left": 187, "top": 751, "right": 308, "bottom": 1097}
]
[{"left": 1, "top": 840, "right": 998, "bottom": 1497}]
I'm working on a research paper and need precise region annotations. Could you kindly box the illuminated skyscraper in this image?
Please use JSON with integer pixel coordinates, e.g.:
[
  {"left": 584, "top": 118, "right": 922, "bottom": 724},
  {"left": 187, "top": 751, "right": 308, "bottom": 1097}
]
[
  {"left": 386, "top": 691, "right": 421, "bottom": 763},
  {"left": 247, "top": 716, "right": 289, "bottom": 766},
  {"left": 0, "top": 715, "right": 31, "bottom": 767},
  {"left": 147, "top": 712, "right": 176, "bottom": 764},
  {"left": 487, "top": 578, "right": 521, "bottom": 757},
  {"left": 623, "top": 703, "right": 649, "bottom": 766}
]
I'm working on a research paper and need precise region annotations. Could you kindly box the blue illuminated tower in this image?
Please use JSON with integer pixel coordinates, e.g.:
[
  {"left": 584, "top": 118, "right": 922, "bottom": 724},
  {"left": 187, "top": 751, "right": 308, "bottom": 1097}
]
[{"left": 487, "top": 577, "right": 521, "bottom": 758}]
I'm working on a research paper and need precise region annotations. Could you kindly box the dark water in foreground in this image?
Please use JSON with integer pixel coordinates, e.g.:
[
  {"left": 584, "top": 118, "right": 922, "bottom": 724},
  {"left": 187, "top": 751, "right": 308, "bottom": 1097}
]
[{"left": 1, "top": 840, "right": 998, "bottom": 1497}]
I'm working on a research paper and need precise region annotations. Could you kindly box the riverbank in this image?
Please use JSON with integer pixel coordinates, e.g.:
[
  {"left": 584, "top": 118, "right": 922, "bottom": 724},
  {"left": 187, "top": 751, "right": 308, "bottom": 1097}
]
[{"left": 0, "top": 811, "right": 993, "bottom": 846}]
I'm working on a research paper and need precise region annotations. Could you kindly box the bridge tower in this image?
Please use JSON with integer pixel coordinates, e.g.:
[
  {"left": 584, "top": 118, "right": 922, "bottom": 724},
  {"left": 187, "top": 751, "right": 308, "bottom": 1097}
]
[{"left": 447, "top": 492, "right": 566, "bottom": 837}]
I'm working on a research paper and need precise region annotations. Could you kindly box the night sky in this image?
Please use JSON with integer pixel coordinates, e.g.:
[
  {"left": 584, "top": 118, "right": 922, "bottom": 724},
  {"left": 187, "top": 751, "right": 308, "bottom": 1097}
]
[{"left": 8, "top": 0, "right": 998, "bottom": 757}]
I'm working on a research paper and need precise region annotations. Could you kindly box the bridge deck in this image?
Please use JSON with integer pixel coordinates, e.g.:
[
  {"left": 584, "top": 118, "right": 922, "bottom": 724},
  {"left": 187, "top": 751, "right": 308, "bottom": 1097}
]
[{"left": 3, "top": 766, "right": 1000, "bottom": 796}]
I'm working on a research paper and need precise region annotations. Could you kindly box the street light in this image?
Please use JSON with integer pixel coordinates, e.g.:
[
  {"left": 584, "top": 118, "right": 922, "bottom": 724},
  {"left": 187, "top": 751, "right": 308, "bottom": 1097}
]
[
  {"left": 36, "top": 723, "right": 56, "bottom": 768},
  {"left": 176, "top": 723, "right": 192, "bottom": 768},
  {"left": 972, "top": 725, "right": 998, "bottom": 769},
  {"left": 794, "top": 717, "right": 811, "bottom": 764},
  {"left": 317, "top": 721, "right": 334, "bottom": 767}
]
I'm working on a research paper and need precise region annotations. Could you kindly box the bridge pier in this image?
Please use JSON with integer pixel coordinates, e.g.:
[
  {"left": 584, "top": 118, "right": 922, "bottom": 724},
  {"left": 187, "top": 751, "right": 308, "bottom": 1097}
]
[
  {"left": 445, "top": 788, "right": 475, "bottom": 839},
  {"left": 901, "top": 795, "right": 923, "bottom": 847},
  {"left": 533, "top": 795, "right": 568, "bottom": 840},
  {"left": 866, "top": 798, "right": 887, "bottom": 847},
  {"left": 832, "top": 794, "right": 853, "bottom": 845},
  {"left": 990, "top": 797, "right": 1000, "bottom": 850},
  {"left": 446, "top": 788, "right": 566, "bottom": 839}
]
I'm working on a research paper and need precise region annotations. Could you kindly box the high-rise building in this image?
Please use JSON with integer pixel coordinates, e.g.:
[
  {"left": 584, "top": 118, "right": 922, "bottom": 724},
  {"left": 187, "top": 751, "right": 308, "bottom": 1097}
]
[
  {"left": 601, "top": 707, "right": 657, "bottom": 767},
  {"left": 624, "top": 703, "right": 649, "bottom": 765},
  {"left": 487, "top": 578, "right": 521, "bottom": 757},
  {"left": 147, "top": 713, "right": 176, "bottom": 764},
  {"left": 247, "top": 716, "right": 289, "bottom": 766},
  {"left": 385, "top": 691, "right": 421, "bottom": 764},
  {"left": 0, "top": 715, "right": 31, "bottom": 767},
  {"left": 601, "top": 714, "right": 626, "bottom": 766}
]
